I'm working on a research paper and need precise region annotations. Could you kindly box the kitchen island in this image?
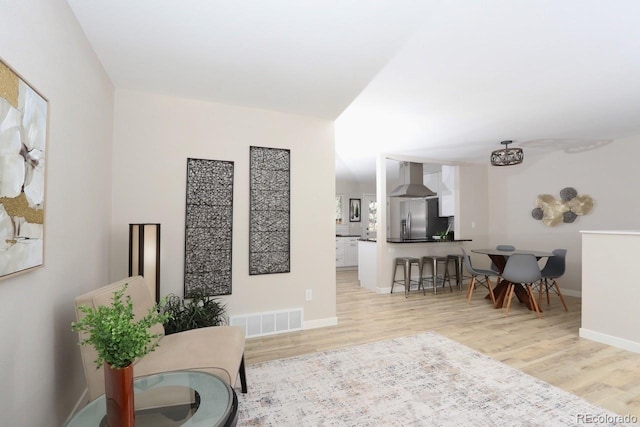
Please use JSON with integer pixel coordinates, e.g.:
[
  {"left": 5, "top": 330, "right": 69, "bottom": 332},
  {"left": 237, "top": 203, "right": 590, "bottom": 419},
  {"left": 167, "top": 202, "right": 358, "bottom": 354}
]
[{"left": 358, "top": 238, "right": 471, "bottom": 293}]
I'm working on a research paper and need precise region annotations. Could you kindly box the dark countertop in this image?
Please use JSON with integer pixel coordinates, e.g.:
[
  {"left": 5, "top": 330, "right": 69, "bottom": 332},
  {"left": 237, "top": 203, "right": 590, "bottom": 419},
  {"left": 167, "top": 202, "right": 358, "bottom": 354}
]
[
  {"left": 336, "top": 234, "right": 361, "bottom": 238},
  {"left": 387, "top": 238, "right": 472, "bottom": 243},
  {"left": 358, "top": 238, "right": 472, "bottom": 243}
]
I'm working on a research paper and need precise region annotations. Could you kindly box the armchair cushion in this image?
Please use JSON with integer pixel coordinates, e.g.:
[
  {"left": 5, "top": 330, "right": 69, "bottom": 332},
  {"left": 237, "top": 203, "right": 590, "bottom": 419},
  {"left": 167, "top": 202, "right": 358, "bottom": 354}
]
[{"left": 74, "top": 276, "right": 246, "bottom": 402}]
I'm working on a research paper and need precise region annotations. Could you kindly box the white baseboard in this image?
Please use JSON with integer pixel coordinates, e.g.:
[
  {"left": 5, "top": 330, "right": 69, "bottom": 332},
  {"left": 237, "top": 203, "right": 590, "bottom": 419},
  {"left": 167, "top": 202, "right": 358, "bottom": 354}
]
[
  {"left": 64, "top": 388, "right": 88, "bottom": 425},
  {"left": 579, "top": 328, "right": 640, "bottom": 354},
  {"left": 303, "top": 316, "right": 338, "bottom": 330},
  {"left": 562, "top": 289, "right": 582, "bottom": 298},
  {"left": 377, "top": 284, "right": 582, "bottom": 298}
]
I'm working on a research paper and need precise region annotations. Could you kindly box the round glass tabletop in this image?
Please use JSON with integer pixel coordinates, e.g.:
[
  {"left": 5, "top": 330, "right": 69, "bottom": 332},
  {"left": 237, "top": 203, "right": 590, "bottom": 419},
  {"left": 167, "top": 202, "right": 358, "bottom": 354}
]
[{"left": 67, "top": 370, "right": 235, "bottom": 427}]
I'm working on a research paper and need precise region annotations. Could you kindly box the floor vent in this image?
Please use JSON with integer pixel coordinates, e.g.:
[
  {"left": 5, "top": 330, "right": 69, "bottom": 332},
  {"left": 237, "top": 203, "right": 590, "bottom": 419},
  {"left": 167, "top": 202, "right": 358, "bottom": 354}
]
[{"left": 229, "top": 308, "right": 303, "bottom": 338}]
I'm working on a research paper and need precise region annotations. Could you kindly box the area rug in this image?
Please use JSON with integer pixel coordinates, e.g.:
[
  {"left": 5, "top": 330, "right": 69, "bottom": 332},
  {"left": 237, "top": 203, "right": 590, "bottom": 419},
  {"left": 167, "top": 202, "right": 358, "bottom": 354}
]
[{"left": 237, "top": 332, "right": 637, "bottom": 426}]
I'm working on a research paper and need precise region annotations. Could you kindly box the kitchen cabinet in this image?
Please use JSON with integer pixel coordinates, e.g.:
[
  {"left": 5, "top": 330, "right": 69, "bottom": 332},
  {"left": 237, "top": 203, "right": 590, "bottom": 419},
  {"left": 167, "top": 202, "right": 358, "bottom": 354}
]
[
  {"left": 423, "top": 172, "right": 440, "bottom": 196},
  {"left": 336, "top": 239, "right": 345, "bottom": 266},
  {"left": 336, "top": 236, "right": 358, "bottom": 267},
  {"left": 345, "top": 238, "right": 358, "bottom": 266},
  {"left": 439, "top": 165, "right": 457, "bottom": 217}
]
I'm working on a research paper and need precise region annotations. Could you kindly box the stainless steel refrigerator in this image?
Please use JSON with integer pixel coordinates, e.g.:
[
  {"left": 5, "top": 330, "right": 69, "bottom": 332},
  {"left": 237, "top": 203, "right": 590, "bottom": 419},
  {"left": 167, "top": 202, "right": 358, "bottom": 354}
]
[{"left": 399, "top": 198, "right": 449, "bottom": 239}]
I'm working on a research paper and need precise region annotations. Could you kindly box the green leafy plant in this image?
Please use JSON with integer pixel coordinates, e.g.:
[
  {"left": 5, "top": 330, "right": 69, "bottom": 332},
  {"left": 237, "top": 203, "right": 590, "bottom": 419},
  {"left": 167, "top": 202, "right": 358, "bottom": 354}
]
[
  {"left": 162, "top": 289, "right": 227, "bottom": 335},
  {"left": 71, "top": 284, "right": 169, "bottom": 369}
]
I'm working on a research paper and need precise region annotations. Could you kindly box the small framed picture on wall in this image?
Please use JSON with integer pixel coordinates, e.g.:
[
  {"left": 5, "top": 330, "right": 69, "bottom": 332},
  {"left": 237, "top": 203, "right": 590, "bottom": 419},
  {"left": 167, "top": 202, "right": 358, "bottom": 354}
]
[{"left": 349, "top": 198, "right": 361, "bottom": 222}]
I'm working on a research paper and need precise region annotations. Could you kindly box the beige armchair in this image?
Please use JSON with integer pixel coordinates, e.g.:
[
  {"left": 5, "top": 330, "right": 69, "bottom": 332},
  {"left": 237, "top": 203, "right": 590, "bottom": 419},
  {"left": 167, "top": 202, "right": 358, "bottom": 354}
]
[{"left": 74, "top": 275, "right": 247, "bottom": 402}]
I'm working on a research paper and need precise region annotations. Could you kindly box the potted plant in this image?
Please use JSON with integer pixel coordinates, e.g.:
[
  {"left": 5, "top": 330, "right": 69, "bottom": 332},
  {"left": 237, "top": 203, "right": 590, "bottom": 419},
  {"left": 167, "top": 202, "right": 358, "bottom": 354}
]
[
  {"left": 71, "top": 284, "right": 168, "bottom": 427},
  {"left": 162, "top": 289, "right": 227, "bottom": 335}
]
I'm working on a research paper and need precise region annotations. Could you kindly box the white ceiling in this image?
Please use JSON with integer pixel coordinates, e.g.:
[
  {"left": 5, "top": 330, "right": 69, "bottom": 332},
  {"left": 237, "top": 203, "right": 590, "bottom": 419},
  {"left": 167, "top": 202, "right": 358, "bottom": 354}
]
[{"left": 66, "top": 0, "right": 640, "bottom": 183}]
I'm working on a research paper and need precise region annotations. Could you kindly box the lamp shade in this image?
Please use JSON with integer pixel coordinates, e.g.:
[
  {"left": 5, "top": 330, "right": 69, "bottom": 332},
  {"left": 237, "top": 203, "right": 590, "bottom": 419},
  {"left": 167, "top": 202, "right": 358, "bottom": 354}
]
[
  {"left": 491, "top": 140, "right": 524, "bottom": 166},
  {"left": 129, "top": 224, "right": 160, "bottom": 303}
]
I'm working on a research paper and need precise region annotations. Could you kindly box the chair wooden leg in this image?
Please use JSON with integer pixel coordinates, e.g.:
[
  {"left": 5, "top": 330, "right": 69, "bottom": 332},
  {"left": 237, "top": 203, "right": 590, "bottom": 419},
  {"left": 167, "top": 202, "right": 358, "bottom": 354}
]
[
  {"left": 466, "top": 276, "right": 476, "bottom": 304},
  {"left": 528, "top": 283, "right": 536, "bottom": 311},
  {"left": 552, "top": 279, "right": 569, "bottom": 311},
  {"left": 537, "top": 280, "right": 544, "bottom": 305},
  {"left": 504, "top": 283, "right": 514, "bottom": 316},
  {"left": 485, "top": 276, "right": 496, "bottom": 305},
  {"left": 526, "top": 284, "right": 542, "bottom": 319},
  {"left": 544, "top": 279, "right": 550, "bottom": 305}
]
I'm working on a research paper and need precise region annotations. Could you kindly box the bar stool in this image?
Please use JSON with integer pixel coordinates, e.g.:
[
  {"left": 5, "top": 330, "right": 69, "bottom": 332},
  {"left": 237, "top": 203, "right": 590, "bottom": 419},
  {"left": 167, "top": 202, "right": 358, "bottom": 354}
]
[
  {"left": 420, "top": 256, "right": 452, "bottom": 294},
  {"left": 445, "top": 254, "right": 470, "bottom": 290},
  {"left": 391, "top": 257, "right": 422, "bottom": 298}
]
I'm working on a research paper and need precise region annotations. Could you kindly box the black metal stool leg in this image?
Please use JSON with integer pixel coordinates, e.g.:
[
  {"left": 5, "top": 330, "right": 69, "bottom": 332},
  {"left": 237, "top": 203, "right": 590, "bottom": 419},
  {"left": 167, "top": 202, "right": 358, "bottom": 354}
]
[{"left": 391, "top": 261, "right": 399, "bottom": 294}]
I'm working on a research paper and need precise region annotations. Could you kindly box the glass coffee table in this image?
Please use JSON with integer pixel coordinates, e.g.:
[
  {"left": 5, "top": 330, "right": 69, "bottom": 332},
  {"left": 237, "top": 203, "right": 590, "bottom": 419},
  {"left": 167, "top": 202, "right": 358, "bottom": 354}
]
[{"left": 66, "top": 370, "right": 237, "bottom": 427}]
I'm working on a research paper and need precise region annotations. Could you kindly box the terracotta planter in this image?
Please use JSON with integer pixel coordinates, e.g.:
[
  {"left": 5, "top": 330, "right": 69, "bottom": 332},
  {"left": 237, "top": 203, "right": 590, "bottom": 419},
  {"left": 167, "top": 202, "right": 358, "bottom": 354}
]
[{"left": 104, "top": 363, "right": 135, "bottom": 427}]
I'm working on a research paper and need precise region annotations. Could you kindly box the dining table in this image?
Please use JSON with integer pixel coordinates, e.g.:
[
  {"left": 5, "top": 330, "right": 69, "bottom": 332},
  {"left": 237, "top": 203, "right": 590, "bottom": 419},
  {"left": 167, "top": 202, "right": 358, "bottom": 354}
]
[{"left": 471, "top": 248, "right": 555, "bottom": 310}]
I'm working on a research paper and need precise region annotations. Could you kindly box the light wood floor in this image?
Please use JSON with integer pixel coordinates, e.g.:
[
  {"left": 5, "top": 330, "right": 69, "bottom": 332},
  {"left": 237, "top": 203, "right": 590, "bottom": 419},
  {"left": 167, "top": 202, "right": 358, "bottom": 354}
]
[{"left": 245, "top": 270, "right": 640, "bottom": 419}]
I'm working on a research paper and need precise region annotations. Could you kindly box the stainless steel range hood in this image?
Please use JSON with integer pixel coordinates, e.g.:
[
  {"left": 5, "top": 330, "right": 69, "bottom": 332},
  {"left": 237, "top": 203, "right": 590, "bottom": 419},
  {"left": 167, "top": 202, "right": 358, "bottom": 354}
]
[{"left": 389, "top": 162, "right": 436, "bottom": 198}]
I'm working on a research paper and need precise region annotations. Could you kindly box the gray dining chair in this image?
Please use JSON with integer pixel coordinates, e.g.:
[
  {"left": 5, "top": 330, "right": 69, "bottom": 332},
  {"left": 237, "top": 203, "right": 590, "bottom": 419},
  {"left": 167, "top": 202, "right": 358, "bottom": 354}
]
[
  {"left": 461, "top": 248, "right": 497, "bottom": 305},
  {"left": 501, "top": 253, "right": 542, "bottom": 318},
  {"left": 538, "top": 249, "right": 569, "bottom": 311},
  {"left": 490, "top": 245, "right": 516, "bottom": 273}
]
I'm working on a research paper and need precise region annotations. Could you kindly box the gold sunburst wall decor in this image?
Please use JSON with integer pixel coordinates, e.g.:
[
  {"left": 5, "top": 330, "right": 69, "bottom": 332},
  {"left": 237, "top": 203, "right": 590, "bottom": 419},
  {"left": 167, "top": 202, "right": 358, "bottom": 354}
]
[{"left": 531, "top": 187, "right": 594, "bottom": 227}]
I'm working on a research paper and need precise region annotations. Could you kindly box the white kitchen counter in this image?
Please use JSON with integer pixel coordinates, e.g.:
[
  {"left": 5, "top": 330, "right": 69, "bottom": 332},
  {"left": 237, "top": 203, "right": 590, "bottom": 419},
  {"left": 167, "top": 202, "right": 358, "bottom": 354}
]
[
  {"left": 358, "top": 239, "right": 466, "bottom": 293},
  {"left": 358, "top": 240, "right": 378, "bottom": 291}
]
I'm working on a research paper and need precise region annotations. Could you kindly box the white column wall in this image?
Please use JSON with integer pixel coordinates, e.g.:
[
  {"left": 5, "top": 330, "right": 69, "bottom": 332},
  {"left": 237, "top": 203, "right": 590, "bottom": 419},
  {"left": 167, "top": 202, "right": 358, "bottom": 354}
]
[
  {"left": 0, "top": 0, "right": 115, "bottom": 424},
  {"left": 580, "top": 231, "right": 640, "bottom": 353}
]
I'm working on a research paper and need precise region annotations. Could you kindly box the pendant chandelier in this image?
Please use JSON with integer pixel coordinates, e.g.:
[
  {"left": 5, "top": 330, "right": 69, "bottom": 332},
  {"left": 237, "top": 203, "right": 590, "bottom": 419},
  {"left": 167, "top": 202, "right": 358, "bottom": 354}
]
[{"left": 490, "top": 140, "right": 524, "bottom": 166}]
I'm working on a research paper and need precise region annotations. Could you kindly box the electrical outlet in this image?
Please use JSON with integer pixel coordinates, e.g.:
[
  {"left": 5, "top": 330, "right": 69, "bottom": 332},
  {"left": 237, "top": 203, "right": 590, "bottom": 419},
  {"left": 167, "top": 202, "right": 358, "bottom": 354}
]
[{"left": 305, "top": 289, "right": 312, "bottom": 301}]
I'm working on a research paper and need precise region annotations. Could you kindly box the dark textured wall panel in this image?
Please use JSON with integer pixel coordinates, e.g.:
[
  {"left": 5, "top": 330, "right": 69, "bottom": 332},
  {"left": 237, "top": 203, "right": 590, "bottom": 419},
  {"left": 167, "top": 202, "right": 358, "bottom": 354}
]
[
  {"left": 249, "top": 146, "right": 290, "bottom": 275},
  {"left": 184, "top": 158, "right": 234, "bottom": 296}
]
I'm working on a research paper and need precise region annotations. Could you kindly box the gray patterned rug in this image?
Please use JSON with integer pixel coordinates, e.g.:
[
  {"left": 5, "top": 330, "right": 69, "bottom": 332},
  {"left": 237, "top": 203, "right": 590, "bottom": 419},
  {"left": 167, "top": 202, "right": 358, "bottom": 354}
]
[{"left": 237, "top": 332, "right": 637, "bottom": 426}]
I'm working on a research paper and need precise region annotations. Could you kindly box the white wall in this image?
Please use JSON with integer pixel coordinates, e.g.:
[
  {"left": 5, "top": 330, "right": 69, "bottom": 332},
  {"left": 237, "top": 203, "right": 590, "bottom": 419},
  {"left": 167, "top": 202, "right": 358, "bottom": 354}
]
[
  {"left": 456, "top": 164, "right": 492, "bottom": 269},
  {"left": 0, "top": 1, "right": 115, "bottom": 425},
  {"left": 581, "top": 231, "right": 640, "bottom": 353},
  {"left": 111, "top": 90, "right": 336, "bottom": 323},
  {"left": 487, "top": 137, "right": 640, "bottom": 294}
]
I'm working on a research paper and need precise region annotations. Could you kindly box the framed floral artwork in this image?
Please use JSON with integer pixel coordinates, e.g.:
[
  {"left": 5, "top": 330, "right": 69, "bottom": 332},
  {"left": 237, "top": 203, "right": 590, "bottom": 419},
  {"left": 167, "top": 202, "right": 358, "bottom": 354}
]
[
  {"left": 0, "top": 58, "right": 48, "bottom": 279},
  {"left": 349, "top": 198, "right": 361, "bottom": 222}
]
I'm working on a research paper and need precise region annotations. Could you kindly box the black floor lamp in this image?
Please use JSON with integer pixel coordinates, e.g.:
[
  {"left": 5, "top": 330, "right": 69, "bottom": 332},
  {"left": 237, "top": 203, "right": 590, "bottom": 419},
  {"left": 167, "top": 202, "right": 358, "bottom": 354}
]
[{"left": 128, "top": 223, "right": 161, "bottom": 303}]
